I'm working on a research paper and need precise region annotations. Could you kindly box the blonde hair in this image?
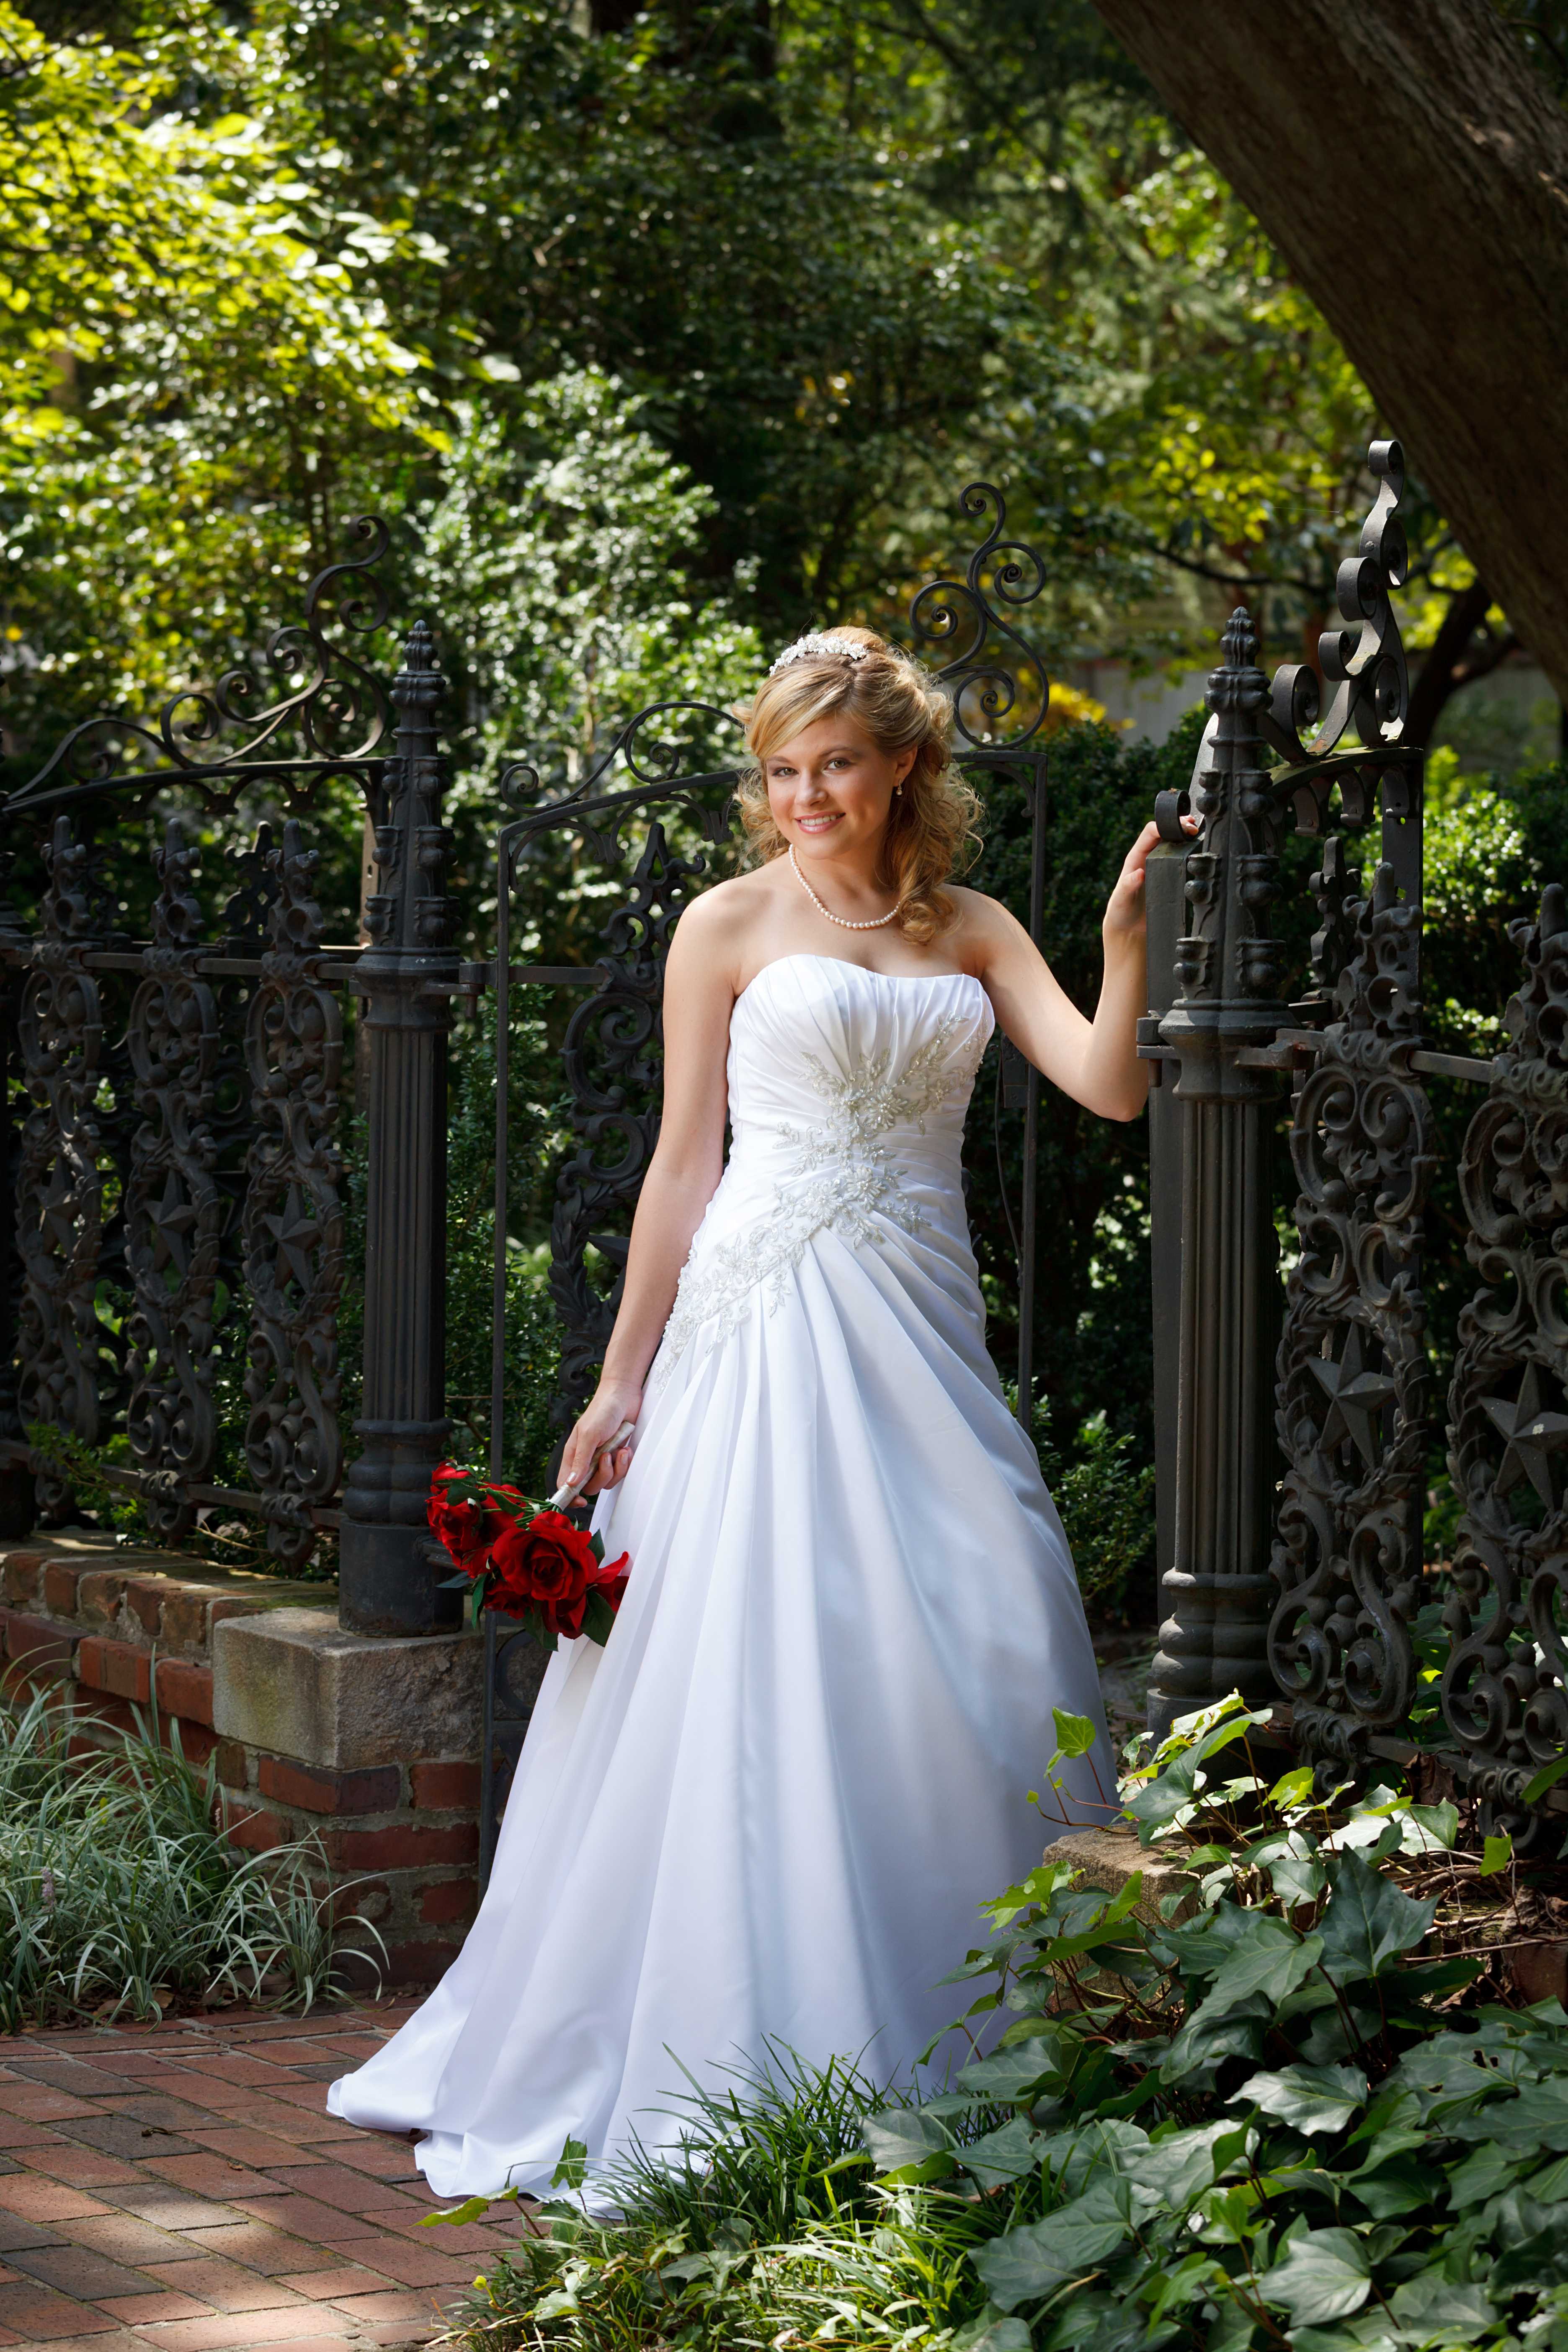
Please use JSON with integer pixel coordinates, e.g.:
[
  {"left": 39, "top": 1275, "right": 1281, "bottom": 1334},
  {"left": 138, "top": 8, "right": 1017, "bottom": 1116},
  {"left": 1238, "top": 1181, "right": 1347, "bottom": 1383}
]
[{"left": 735, "top": 626, "right": 982, "bottom": 945}]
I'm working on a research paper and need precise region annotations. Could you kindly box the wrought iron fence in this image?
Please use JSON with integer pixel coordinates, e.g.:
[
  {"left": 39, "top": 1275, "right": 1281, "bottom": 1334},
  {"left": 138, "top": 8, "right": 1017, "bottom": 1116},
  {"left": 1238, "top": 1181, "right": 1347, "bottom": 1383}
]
[
  {"left": 9, "top": 439, "right": 1568, "bottom": 1870},
  {"left": 0, "top": 526, "right": 394, "bottom": 1579},
  {"left": 1144, "top": 437, "right": 1568, "bottom": 1847}
]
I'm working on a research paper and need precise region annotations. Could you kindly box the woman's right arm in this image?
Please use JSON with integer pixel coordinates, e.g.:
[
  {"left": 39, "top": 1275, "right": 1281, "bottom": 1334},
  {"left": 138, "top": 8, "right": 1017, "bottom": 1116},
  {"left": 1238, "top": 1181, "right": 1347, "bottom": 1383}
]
[{"left": 554, "top": 898, "right": 740, "bottom": 1496}]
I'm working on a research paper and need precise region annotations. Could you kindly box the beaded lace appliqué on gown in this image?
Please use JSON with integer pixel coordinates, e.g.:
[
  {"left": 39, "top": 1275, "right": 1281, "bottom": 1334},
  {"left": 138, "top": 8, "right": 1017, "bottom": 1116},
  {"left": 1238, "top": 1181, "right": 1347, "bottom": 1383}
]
[{"left": 650, "top": 1007, "right": 985, "bottom": 1394}]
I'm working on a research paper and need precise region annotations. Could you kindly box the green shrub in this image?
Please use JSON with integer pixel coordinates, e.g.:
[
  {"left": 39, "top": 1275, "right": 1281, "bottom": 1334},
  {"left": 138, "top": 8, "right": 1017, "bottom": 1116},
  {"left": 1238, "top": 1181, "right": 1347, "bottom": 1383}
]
[
  {"left": 1034, "top": 1409, "right": 1156, "bottom": 1627},
  {"left": 0, "top": 1681, "right": 384, "bottom": 2027},
  {"left": 446, "top": 1701, "right": 1568, "bottom": 2352}
]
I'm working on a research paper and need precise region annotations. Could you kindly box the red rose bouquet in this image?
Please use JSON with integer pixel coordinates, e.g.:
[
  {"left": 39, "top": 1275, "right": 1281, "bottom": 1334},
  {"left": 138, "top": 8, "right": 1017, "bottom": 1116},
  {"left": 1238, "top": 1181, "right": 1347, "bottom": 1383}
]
[{"left": 427, "top": 1464, "right": 630, "bottom": 1648}]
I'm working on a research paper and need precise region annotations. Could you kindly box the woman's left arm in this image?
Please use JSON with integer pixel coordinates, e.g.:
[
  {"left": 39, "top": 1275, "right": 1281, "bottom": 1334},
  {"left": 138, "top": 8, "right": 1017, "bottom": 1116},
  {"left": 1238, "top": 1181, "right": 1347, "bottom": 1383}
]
[{"left": 969, "top": 818, "right": 1172, "bottom": 1123}]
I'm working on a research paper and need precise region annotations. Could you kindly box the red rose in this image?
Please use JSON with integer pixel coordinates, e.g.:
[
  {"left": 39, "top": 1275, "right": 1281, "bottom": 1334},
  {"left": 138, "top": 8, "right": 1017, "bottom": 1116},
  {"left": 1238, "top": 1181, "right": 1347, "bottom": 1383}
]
[
  {"left": 428, "top": 1463, "right": 495, "bottom": 1576},
  {"left": 488, "top": 1510, "right": 597, "bottom": 1636},
  {"left": 590, "top": 1549, "right": 631, "bottom": 1615}
]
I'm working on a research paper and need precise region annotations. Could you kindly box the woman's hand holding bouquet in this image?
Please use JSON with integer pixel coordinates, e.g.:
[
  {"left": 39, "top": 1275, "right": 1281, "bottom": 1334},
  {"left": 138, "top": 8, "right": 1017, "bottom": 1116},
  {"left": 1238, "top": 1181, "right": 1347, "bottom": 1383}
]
[{"left": 427, "top": 1465, "right": 631, "bottom": 1648}]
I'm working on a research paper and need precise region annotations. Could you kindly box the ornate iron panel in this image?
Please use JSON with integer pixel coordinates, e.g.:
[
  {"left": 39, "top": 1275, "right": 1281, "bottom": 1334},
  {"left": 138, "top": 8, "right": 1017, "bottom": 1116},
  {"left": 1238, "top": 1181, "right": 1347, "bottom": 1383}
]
[
  {"left": 14, "top": 819, "right": 118, "bottom": 1491},
  {"left": 123, "top": 821, "right": 224, "bottom": 1542},
  {"left": 242, "top": 822, "right": 346, "bottom": 1568},
  {"left": 1444, "top": 889, "right": 1568, "bottom": 1838},
  {"left": 1270, "top": 848, "right": 1436, "bottom": 1765}
]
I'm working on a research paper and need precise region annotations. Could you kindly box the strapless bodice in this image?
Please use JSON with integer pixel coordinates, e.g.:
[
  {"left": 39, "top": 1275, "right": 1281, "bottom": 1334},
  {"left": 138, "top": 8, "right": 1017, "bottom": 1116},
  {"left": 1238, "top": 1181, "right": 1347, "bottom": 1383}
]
[{"left": 650, "top": 954, "right": 995, "bottom": 1389}]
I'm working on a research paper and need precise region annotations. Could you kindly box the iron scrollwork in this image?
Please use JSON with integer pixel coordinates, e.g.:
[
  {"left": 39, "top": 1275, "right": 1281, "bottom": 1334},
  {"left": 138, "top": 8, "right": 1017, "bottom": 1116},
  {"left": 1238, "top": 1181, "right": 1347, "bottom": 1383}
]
[
  {"left": 1265, "top": 440, "right": 1410, "bottom": 766},
  {"left": 242, "top": 820, "right": 345, "bottom": 1565},
  {"left": 14, "top": 819, "right": 117, "bottom": 1491},
  {"left": 908, "top": 481, "right": 1051, "bottom": 751},
  {"left": 1270, "top": 848, "right": 1436, "bottom": 1765},
  {"left": 1444, "top": 888, "right": 1568, "bottom": 1838},
  {"left": 549, "top": 821, "right": 722, "bottom": 1433},
  {"left": 123, "top": 820, "right": 224, "bottom": 1540},
  {"left": 5, "top": 519, "right": 393, "bottom": 826}
]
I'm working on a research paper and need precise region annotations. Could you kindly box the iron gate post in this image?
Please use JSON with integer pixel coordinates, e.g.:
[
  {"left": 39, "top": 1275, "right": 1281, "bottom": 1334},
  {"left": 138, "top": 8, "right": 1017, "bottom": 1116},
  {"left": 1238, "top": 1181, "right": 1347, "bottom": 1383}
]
[
  {"left": 1146, "top": 612, "right": 1286, "bottom": 1739},
  {"left": 338, "top": 624, "right": 462, "bottom": 1636},
  {"left": 1144, "top": 841, "right": 1185, "bottom": 1632}
]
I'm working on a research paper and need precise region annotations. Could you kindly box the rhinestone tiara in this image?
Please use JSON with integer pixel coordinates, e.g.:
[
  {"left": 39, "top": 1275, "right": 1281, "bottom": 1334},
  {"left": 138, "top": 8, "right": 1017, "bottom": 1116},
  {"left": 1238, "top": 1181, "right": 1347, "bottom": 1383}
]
[{"left": 767, "top": 632, "right": 871, "bottom": 677}]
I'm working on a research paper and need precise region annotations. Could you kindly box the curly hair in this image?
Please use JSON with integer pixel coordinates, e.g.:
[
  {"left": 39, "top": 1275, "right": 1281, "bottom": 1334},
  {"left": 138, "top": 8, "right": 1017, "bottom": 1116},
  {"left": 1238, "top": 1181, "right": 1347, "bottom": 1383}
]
[{"left": 735, "top": 626, "right": 982, "bottom": 945}]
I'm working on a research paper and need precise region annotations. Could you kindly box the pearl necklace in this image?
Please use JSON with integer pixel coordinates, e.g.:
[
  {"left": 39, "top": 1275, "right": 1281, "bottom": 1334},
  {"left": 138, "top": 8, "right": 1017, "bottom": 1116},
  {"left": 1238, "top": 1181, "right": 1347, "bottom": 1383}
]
[{"left": 788, "top": 846, "right": 900, "bottom": 931}]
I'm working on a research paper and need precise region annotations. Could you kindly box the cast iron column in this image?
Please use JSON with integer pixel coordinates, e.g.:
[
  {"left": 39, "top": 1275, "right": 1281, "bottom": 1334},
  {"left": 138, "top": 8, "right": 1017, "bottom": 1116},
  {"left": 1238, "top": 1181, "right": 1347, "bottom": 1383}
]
[
  {"left": 1146, "top": 611, "right": 1286, "bottom": 1737},
  {"left": 338, "top": 624, "right": 461, "bottom": 1635}
]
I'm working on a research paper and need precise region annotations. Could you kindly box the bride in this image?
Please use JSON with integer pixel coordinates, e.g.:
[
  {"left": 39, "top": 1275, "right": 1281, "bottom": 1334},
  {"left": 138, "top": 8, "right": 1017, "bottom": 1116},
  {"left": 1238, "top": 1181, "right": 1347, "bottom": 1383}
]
[{"left": 329, "top": 625, "right": 1168, "bottom": 2200}]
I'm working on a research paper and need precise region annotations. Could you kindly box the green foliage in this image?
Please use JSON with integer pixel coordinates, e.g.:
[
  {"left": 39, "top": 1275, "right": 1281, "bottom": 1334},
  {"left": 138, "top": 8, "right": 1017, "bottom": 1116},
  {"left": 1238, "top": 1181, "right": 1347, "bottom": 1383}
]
[
  {"left": 0, "top": 1680, "right": 384, "bottom": 2026},
  {"left": 444, "top": 1699, "right": 1568, "bottom": 2352},
  {"left": 1034, "top": 1410, "right": 1155, "bottom": 1627}
]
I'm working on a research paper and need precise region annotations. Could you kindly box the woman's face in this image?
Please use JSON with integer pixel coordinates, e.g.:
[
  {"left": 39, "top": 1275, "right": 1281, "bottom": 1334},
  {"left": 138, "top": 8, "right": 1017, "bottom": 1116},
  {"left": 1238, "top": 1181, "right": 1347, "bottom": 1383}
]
[{"left": 763, "top": 715, "right": 916, "bottom": 865}]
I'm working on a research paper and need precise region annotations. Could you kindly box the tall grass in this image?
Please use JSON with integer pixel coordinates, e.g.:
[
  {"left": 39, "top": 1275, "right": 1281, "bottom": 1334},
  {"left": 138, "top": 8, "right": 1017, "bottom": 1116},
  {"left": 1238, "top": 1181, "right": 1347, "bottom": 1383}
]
[
  {"left": 0, "top": 1681, "right": 384, "bottom": 2028},
  {"left": 446, "top": 2048, "right": 1006, "bottom": 2352}
]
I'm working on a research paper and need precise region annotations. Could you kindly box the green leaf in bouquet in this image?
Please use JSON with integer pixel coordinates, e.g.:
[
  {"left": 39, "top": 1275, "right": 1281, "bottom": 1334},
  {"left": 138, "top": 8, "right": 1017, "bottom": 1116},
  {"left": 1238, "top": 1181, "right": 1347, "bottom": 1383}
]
[
  {"left": 580, "top": 1588, "right": 616, "bottom": 1646},
  {"left": 1259, "top": 2226, "right": 1371, "bottom": 2326},
  {"left": 1233, "top": 2063, "right": 1367, "bottom": 2137}
]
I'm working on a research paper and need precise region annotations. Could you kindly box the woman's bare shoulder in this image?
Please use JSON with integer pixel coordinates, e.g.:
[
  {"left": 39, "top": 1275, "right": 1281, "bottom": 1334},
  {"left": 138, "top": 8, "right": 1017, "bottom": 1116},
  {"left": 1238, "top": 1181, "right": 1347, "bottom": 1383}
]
[
  {"left": 945, "top": 884, "right": 1024, "bottom": 967},
  {"left": 667, "top": 867, "right": 782, "bottom": 978}
]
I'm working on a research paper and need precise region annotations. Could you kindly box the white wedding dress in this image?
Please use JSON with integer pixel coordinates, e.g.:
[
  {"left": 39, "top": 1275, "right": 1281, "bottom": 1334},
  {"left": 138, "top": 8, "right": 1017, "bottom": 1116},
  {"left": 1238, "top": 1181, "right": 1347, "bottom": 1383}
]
[{"left": 328, "top": 954, "right": 1113, "bottom": 2198}]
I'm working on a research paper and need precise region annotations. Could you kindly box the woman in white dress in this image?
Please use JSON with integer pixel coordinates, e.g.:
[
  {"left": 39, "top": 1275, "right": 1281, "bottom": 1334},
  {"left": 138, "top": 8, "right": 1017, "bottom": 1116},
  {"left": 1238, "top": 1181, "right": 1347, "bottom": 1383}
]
[{"left": 328, "top": 626, "right": 1170, "bottom": 2200}]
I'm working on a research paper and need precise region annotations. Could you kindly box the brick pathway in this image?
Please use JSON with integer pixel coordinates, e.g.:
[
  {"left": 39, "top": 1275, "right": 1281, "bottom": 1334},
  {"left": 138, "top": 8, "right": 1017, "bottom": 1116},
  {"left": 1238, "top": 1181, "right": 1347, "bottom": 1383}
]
[{"left": 0, "top": 2003, "right": 527, "bottom": 2350}]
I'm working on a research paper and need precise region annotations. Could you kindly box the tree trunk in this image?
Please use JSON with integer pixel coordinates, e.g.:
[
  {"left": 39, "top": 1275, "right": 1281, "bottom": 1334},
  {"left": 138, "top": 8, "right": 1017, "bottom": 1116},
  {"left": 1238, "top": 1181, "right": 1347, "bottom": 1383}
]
[{"left": 1092, "top": 0, "right": 1568, "bottom": 712}]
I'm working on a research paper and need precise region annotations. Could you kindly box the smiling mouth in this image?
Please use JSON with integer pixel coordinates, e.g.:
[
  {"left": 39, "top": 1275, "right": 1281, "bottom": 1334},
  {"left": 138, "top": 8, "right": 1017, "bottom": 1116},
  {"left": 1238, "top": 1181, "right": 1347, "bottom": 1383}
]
[{"left": 795, "top": 812, "right": 843, "bottom": 833}]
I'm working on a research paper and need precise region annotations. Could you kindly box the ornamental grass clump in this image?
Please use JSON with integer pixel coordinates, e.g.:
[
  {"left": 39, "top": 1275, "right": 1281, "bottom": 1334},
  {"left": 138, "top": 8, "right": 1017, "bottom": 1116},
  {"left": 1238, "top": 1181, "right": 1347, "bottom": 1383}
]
[
  {"left": 444, "top": 1699, "right": 1568, "bottom": 2352},
  {"left": 0, "top": 1681, "right": 384, "bottom": 2028}
]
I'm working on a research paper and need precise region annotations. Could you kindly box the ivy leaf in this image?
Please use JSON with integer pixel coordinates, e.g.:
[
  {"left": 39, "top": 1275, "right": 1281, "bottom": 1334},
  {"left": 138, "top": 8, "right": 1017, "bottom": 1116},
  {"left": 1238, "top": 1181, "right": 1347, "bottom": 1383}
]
[
  {"left": 970, "top": 2182, "right": 1129, "bottom": 2311},
  {"left": 1522, "top": 1754, "right": 1568, "bottom": 1805},
  {"left": 1160, "top": 1989, "right": 1273, "bottom": 2086},
  {"left": 1387, "top": 2272, "right": 1494, "bottom": 2338},
  {"left": 1133, "top": 2119, "right": 1251, "bottom": 2211},
  {"left": 1316, "top": 1852, "right": 1436, "bottom": 1983},
  {"left": 1122, "top": 1709, "right": 1273, "bottom": 1844},
  {"left": 1479, "top": 1831, "right": 1514, "bottom": 1876},
  {"left": 863, "top": 2108, "right": 956, "bottom": 2180},
  {"left": 957, "top": 2037, "right": 1067, "bottom": 2102},
  {"left": 550, "top": 2135, "right": 587, "bottom": 2191},
  {"left": 952, "top": 2313, "right": 1035, "bottom": 2352},
  {"left": 1447, "top": 2076, "right": 1568, "bottom": 2156},
  {"left": 1052, "top": 1708, "right": 1099, "bottom": 1759},
  {"left": 1204, "top": 1926, "right": 1324, "bottom": 2012},
  {"left": 1233, "top": 2063, "right": 1367, "bottom": 2136},
  {"left": 958, "top": 2115, "right": 1048, "bottom": 2187},
  {"left": 1259, "top": 2226, "right": 1372, "bottom": 2325}
]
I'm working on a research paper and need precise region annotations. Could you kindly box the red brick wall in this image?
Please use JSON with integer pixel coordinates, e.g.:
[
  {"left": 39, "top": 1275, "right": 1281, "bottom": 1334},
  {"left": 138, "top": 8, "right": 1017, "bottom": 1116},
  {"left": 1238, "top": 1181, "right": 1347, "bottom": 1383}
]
[{"left": 0, "top": 1545, "right": 480, "bottom": 1983}]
